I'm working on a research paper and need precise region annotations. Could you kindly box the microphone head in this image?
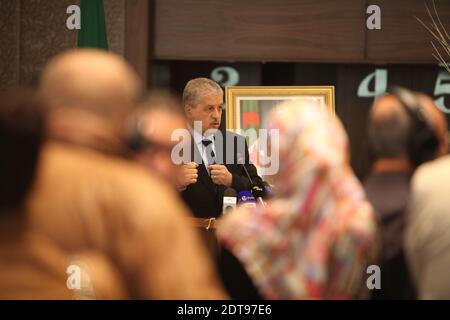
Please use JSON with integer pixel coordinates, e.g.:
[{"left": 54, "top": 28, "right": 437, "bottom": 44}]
[
  {"left": 262, "top": 181, "right": 273, "bottom": 198},
  {"left": 251, "top": 184, "right": 265, "bottom": 199},
  {"left": 237, "top": 191, "right": 256, "bottom": 208},
  {"left": 224, "top": 187, "right": 237, "bottom": 198},
  {"left": 222, "top": 187, "right": 237, "bottom": 214}
]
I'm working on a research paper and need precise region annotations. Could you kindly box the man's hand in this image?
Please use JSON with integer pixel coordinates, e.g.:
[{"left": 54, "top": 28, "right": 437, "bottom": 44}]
[
  {"left": 209, "top": 164, "right": 232, "bottom": 187},
  {"left": 176, "top": 162, "right": 199, "bottom": 188}
]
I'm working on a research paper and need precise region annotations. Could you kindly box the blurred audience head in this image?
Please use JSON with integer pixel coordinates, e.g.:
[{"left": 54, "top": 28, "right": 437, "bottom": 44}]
[
  {"left": 38, "top": 49, "right": 142, "bottom": 155},
  {"left": 368, "top": 87, "right": 448, "bottom": 171},
  {"left": 126, "top": 90, "right": 186, "bottom": 185},
  {"left": 416, "top": 93, "right": 449, "bottom": 157},
  {"left": 267, "top": 99, "right": 350, "bottom": 198},
  {"left": 0, "top": 87, "right": 45, "bottom": 210},
  {"left": 39, "top": 49, "right": 142, "bottom": 129}
]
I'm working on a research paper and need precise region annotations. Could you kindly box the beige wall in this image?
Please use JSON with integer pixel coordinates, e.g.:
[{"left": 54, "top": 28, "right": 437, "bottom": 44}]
[{"left": 0, "top": 0, "right": 126, "bottom": 89}]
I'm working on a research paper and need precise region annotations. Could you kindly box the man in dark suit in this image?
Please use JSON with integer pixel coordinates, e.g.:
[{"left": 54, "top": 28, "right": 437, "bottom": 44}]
[{"left": 176, "top": 78, "right": 262, "bottom": 229}]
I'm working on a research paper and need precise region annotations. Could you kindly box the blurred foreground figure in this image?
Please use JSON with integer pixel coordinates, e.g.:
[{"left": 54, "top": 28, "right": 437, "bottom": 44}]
[
  {"left": 405, "top": 152, "right": 450, "bottom": 299},
  {"left": 365, "top": 87, "right": 448, "bottom": 299},
  {"left": 27, "top": 49, "right": 226, "bottom": 299},
  {"left": 126, "top": 91, "right": 186, "bottom": 187},
  {"left": 218, "top": 100, "right": 378, "bottom": 299},
  {"left": 0, "top": 88, "right": 71, "bottom": 299}
]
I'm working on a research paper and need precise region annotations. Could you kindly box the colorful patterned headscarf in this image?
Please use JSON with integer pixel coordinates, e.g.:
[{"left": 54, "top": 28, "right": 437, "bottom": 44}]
[{"left": 218, "top": 100, "right": 378, "bottom": 299}]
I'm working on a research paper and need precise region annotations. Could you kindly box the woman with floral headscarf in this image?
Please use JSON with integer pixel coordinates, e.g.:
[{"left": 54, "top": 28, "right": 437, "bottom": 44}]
[{"left": 217, "top": 99, "right": 379, "bottom": 299}]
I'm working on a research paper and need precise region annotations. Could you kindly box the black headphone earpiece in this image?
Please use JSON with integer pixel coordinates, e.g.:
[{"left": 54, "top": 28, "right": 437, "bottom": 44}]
[
  {"left": 124, "top": 113, "right": 149, "bottom": 152},
  {"left": 389, "top": 86, "right": 439, "bottom": 167}
]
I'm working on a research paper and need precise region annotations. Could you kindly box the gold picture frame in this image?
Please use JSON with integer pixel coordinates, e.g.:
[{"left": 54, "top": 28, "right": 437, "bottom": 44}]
[
  {"left": 225, "top": 86, "right": 335, "bottom": 177},
  {"left": 225, "top": 86, "right": 335, "bottom": 130}
]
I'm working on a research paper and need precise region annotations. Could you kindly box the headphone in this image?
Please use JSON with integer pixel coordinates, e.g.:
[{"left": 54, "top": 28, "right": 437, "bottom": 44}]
[
  {"left": 389, "top": 86, "right": 439, "bottom": 167},
  {"left": 124, "top": 111, "right": 151, "bottom": 152}
]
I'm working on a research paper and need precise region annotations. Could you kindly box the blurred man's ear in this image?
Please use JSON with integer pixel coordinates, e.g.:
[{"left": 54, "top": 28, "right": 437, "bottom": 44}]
[{"left": 184, "top": 104, "right": 193, "bottom": 118}]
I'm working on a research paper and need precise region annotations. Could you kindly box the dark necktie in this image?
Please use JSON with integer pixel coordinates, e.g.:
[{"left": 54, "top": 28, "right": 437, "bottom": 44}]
[
  {"left": 202, "top": 139, "right": 216, "bottom": 165},
  {"left": 202, "top": 139, "right": 219, "bottom": 195}
]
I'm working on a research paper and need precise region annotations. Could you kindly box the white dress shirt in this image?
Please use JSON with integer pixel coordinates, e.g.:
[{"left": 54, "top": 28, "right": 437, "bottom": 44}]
[{"left": 192, "top": 129, "right": 216, "bottom": 175}]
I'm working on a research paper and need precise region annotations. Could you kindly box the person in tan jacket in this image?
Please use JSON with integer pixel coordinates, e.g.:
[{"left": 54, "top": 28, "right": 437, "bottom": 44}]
[
  {"left": 26, "top": 49, "right": 227, "bottom": 299},
  {"left": 0, "top": 88, "right": 73, "bottom": 299},
  {"left": 405, "top": 156, "right": 450, "bottom": 299}
]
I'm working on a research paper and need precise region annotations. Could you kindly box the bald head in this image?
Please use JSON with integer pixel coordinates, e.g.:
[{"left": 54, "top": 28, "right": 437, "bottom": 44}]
[
  {"left": 368, "top": 94, "right": 410, "bottom": 160},
  {"left": 368, "top": 90, "right": 448, "bottom": 162},
  {"left": 39, "top": 49, "right": 141, "bottom": 125},
  {"left": 371, "top": 95, "right": 406, "bottom": 123}
]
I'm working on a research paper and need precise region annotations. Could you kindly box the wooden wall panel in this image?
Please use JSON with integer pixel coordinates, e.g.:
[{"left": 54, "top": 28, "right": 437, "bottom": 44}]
[
  {"left": 153, "top": 0, "right": 450, "bottom": 64},
  {"left": 104, "top": 0, "right": 126, "bottom": 56},
  {"left": 125, "top": 0, "right": 150, "bottom": 85},
  {"left": 154, "top": 0, "right": 366, "bottom": 63},
  {"left": 366, "top": 0, "right": 450, "bottom": 63},
  {"left": 0, "top": 0, "right": 127, "bottom": 88},
  {"left": 20, "top": 0, "right": 78, "bottom": 85},
  {"left": 0, "top": 0, "right": 20, "bottom": 89}
]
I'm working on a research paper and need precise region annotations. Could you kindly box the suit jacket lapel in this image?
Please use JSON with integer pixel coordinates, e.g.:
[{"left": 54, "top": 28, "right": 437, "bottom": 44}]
[
  {"left": 217, "top": 130, "right": 235, "bottom": 177},
  {"left": 215, "top": 130, "right": 234, "bottom": 199}
]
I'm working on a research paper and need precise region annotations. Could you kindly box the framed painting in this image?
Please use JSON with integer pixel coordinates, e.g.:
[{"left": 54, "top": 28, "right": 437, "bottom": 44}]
[{"left": 225, "top": 86, "right": 335, "bottom": 177}]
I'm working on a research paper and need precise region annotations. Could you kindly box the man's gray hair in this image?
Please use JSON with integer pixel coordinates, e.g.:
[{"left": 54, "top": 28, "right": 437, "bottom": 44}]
[
  {"left": 367, "top": 107, "right": 412, "bottom": 158},
  {"left": 182, "top": 78, "right": 223, "bottom": 106}
]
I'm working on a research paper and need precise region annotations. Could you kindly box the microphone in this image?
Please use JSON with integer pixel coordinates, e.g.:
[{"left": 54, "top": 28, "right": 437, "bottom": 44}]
[
  {"left": 251, "top": 184, "right": 266, "bottom": 207},
  {"left": 222, "top": 188, "right": 237, "bottom": 214},
  {"left": 263, "top": 181, "right": 273, "bottom": 198},
  {"left": 237, "top": 191, "right": 256, "bottom": 209},
  {"left": 237, "top": 153, "right": 254, "bottom": 185},
  {"left": 238, "top": 153, "right": 267, "bottom": 207},
  {"left": 239, "top": 164, "right": 254, "bottom": 186}
]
